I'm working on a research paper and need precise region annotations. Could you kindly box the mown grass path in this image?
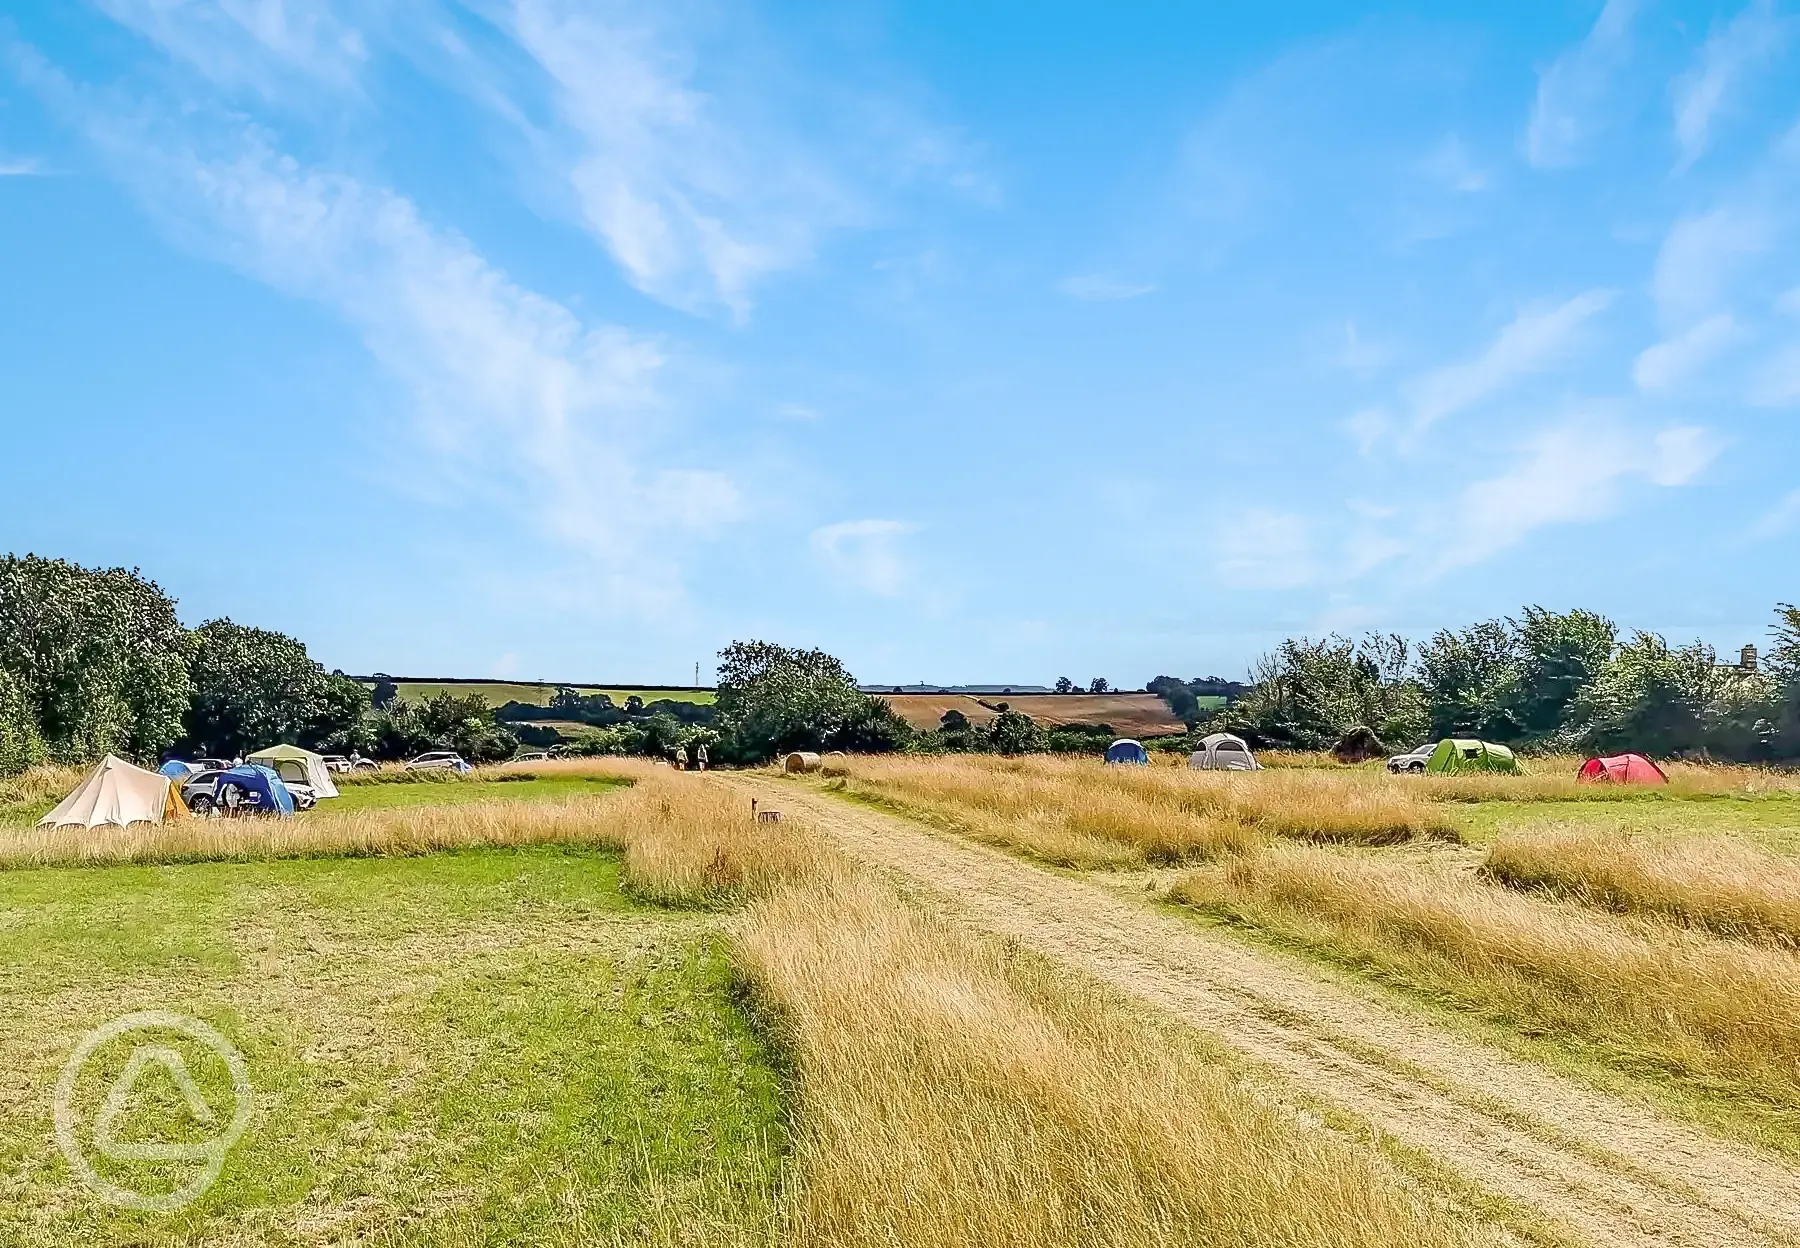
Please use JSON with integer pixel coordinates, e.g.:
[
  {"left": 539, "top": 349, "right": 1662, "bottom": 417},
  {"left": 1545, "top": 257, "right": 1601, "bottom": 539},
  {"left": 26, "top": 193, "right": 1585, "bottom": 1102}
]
[{"left": 741, "top": 776, "right": 1800, "bottom": 1248}]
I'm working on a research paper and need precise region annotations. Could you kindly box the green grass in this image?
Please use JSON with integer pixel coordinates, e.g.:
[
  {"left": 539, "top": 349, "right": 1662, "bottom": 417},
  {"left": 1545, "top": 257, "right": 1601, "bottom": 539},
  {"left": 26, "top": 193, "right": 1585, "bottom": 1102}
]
[
  {"left": 1452, "top": 794, "right": 1800, "bottom": 852},
  {"left": 380, "top": 682, "right": 716, "bottom": 709},
  {"left": 0, "top": 847, "right": 784, "bottom": 1246},
  {"left": 327, "top": 774, "right": 629, "bottom": 814}
]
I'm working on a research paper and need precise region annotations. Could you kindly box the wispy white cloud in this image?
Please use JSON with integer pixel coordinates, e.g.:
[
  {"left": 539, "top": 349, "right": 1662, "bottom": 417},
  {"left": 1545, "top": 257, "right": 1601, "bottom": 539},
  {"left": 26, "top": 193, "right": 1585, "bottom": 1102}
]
[
  {"left": 1418, "top": 134, "right": 1490, "bottom": 193},
  {"left": 810, "top": 519, "right": 920, "bottom": 596},
  {"left": 1056, "top": 274, "right": 1155, "bottom": 301},
  {"left": 0, "top": 156, "right": 48, "bottom": 175},
  {"left": 1405, "top": 290, "right": 1614, "bottom": 431},
  {"left": 1437, "top": 420, "right": 1720, "bottom": 572},
  {"left": 1650, "top": 205, "right": 1774, "bottom": 325},
  {"left": 1671, "top": 0, "right": 1791, "bottom": 170},
  {"left": 1633, "top": 312, "right": 1742, "bottom": 392},
  {"left": 1525, "top": 0, "right": 1639, "bottom": 169},
  {"left": 1214, "top": 509, "right": 1316, "bottom": 590},
  {"left": 1343, "top": 407, "right": 1392, "bottom": 455},
  {"left": 14, "top": 49, "right": 741, "bottom": 602},
  {"left": 94, "top": 0, "right": 369, "bottom": 96},
  {"left": 1748, "top": 488, "right": 1800, "bottom": 540},
  {"left": 502, "top": 0, "right": 859, "bottom": 319}
]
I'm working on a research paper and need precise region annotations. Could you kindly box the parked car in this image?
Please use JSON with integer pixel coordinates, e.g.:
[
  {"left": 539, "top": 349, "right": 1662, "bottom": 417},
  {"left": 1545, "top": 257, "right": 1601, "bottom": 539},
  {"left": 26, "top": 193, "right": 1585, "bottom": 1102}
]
[
  {"left": 404, "top": 751, "right": 473, "bottom": 774},
  {"left": 512, "top": 751, "right": 550, "bottom": 763},
  {"left": 320, "top": 754, "right": 353, "bottom": 774},
  {"left": 1386, "top": 742, "right": 1439, "bottom": 774},
  {"left": 183, "top": 766, "right": 316, "bottom": 813}
]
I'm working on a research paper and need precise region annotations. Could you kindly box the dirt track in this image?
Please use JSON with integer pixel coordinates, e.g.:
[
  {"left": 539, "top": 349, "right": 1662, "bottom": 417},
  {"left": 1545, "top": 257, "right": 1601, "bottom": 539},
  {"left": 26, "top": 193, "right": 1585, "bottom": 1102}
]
[{"left": 728, "top": 776, "right": 1800, "bottom": 1248}]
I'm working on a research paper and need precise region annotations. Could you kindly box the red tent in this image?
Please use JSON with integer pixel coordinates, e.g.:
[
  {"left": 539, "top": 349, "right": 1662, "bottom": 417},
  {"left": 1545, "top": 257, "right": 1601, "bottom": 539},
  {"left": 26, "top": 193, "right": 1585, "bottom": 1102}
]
[{"left": 1577, "top": 753, "right": 1668, "bottom": 785}]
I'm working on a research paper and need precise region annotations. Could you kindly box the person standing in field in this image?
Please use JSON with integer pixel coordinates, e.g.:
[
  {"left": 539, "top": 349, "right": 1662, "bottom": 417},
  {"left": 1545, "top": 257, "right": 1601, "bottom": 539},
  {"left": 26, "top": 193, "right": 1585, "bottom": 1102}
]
[{"left": 696, "top": 743, "right": 709, "bottom": 771}]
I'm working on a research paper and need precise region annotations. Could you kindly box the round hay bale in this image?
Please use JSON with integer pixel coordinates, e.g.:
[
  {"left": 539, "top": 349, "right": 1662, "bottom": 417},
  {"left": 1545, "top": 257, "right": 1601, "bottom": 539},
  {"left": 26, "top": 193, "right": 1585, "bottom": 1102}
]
[
  {"left": 783, "top": 751, "right": 823, "bottom": 774},
  {"left": 1331, "top": 725, "right": 1389, "bottom": 765}
]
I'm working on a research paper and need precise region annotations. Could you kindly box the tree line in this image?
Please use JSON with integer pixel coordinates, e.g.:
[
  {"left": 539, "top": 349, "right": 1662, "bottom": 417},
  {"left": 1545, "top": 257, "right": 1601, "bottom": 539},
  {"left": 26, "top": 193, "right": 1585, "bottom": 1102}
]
[
  {"left": 1217, "top": 604, "right": 1800, "bottom": 760},
  {"left": 7, "top": 555, "right": 1795, "bottom": 775}
]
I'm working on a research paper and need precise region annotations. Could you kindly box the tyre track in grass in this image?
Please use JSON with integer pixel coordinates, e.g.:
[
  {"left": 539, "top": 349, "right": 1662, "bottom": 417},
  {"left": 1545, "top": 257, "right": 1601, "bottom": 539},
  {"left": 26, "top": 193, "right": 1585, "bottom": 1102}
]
[{"left": 724, "top": 776, "right": 1800, "bottom": 1248}]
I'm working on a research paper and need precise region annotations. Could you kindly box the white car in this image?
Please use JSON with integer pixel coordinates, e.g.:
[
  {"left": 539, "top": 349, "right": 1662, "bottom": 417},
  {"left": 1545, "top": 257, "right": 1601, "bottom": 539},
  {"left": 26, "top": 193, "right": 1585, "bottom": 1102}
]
[
  {"left": 405, "top": 751, "right": 473, "bottom": 774},
  {"left": 1386, "top": 742, "right": 1439, "bottom": 774},
  {"left": 512, "top": 751, "right": 550, "bottom": 763}
]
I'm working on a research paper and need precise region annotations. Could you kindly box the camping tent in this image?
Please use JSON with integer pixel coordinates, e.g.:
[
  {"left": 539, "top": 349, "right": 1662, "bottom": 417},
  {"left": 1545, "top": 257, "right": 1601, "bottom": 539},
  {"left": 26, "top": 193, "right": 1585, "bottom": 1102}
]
[
  {"left": 1579, "top": 753, "right": 1667, "bottom": 785},
  {"left": 1190, "top": 732, "right": 1262, "bottom": 771},
  {"left": 158, "top": 759, "right": 202, "bottom": 781},
  {"left": 39, "top": 755, "right": 187, "bottom": 829},
  {"left": 246, "top": 744, "right": 340, "bottom": 799},
  {"left": 214, "top": 765, "right": 296, "bottom": 816},
  {"left": 1104, "top": 739, "right": 1149, "bottom": 765},
  {"left": 1425, "top": 739, "right": 1520, "bottom": 776}
]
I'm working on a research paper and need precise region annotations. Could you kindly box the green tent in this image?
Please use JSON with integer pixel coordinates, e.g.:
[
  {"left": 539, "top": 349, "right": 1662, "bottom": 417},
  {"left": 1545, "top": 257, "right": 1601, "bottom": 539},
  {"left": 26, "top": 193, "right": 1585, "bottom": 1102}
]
[{"left": 1425, "top": 738, "right": 1519, "bottom": 776}]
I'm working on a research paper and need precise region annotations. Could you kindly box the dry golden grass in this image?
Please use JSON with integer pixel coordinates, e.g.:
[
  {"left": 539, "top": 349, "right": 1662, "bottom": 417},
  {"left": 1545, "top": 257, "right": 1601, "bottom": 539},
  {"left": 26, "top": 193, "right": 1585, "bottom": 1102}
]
[
  {"left": 1485, "top": 826, "right": 1800, "bottom": 947},
  {"left": 735, "top": 868, "right": 1494, "bottom": 1248},
  {"left": 0, "top": 764, "right": 821, "bottom": 911},
  {"left": 0, "top": 761, "right": 87, "bottom": 810},
  {"left": 1170, "top": 844, "right": 1800, "bottom": 1107},
  {"left": 828, "top": 755, "right": 1454, "bottom": 869},
  {"left": 621, "top": 780, "right": 831, "bottom": 906}
]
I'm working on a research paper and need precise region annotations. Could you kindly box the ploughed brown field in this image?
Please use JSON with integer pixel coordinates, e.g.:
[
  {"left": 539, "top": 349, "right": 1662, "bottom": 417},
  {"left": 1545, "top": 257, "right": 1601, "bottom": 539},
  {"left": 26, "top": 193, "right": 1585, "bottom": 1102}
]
[{"left": 877, "top": 692, "right": 1186, "bottom": 736}]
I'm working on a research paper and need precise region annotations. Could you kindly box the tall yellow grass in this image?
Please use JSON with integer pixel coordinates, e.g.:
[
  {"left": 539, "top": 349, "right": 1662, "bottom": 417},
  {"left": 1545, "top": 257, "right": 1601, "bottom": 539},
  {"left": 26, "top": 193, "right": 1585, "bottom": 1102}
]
[
  {"left": 735, "top": 869, "right": 1492, "bottom": 1248},
  {"left": 1485, "top": 827, "right": 1800, "bottom": 947},
  {"left": 0, "top": 766, "right": 821, "bottom": 909},
  {"left": 0, "top": 762, "right": 88, "bottom": 812},
  {"left": 827, "top": 755, "right": 1454, "bottom": 869},
  {"left": 1171, "top": 844, "right": 1800, "bottom": 1106}
]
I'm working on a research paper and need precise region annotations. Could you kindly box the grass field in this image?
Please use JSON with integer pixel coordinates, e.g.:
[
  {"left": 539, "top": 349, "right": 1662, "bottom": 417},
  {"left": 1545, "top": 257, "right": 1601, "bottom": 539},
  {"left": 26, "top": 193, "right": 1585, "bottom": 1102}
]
[
  {"left": 0, "top": 845, "right": 785, "bottom": 1246},
  {"left": 375, "top": 681, "right": 716, "bottom": 709},
  {"left": 0, "top": 758, "right": 1517, "bottom": 1246},
  {"left": 811, "top": 752, "right": 1800, "bottom": 1159},
  {"left": 12, "top": 750, "right": 1800, "bottom": 1244}
]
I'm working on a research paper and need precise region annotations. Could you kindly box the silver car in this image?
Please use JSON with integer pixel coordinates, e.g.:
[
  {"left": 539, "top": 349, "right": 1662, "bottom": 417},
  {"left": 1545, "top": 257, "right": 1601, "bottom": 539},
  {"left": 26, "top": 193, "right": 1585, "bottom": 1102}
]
[{"left": 1386, "top": 743, "right": 1439, "bottom": 774}]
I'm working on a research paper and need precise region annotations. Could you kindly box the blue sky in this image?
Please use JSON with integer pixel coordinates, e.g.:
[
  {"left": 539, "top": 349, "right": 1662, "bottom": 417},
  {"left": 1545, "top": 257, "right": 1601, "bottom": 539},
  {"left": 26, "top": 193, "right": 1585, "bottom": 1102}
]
[{"left": 3, "top": 1, "right": 1798, "bottom": 688}]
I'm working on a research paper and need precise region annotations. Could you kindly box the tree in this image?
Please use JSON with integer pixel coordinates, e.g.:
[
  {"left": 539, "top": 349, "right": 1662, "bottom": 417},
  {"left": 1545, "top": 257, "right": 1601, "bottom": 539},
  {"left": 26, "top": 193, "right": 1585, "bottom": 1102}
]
[
  {"left": 713, "top": 640, "right": 906, "bottom": 761},
  {"left": 1053, "top": 677, "right": 1076, "bottom": 694},
  {"left": 181, "top": 619, "right": 365, "bottom": 758},
  {"left": 1416, "top": 620, "right": 1521, "bottom": 741},
  {"left": 0, "top": 555, "right": 193, "bottom": 766},
  {"left": 1767, "top": 604, "right": 1800, "bottom": 757},
  {"left": 1563, "top": 632, "right": 1721, "bottom": 756},
  {"left": 0, "top": 670, "right": 45, "bottom": 777},
  {"left": 987, "top": 708, "right": 1047, "bottom": 755},
  {"left": 1512, "top": 607, "right": 1617, "bottom": 739},
  {"left": 1229, "top": 634, "right": 1425, "bottom": 750},
  {"left": 1147, "top": 675, "right": 1199, "bottom": 722},
  {"left": 1088, "top": 677, "right": 1110, "bottom": 694}
]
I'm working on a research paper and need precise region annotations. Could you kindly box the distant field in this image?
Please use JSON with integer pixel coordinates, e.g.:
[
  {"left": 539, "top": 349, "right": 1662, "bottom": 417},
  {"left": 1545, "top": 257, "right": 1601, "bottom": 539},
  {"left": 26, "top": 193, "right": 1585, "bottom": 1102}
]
[
  {"left": 372, "top": 681, "right": 716, "bottom": 709},
  {"left": 879, "top": 692, "right": 1185, "bottom": 736}
]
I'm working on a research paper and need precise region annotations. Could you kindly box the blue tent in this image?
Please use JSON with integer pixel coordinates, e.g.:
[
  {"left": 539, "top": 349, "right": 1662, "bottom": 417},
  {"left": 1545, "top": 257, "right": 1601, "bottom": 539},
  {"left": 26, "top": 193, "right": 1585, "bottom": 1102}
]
[
  {"left": 1104, "top": 738, "right": 1149, "bottom": 765},
  {"left": 159, "top": 760, "right": 201, "bottom": 780},
  {"left": 214, "top": 764, "right": 296, "bottom": 817}
]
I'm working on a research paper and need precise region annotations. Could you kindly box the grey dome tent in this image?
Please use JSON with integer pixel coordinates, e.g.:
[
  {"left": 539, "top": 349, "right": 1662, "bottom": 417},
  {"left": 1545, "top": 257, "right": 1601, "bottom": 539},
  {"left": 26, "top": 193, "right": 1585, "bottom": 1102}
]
[{"left": 1189, "top": 732, "right": 1262, "bottom": 771}]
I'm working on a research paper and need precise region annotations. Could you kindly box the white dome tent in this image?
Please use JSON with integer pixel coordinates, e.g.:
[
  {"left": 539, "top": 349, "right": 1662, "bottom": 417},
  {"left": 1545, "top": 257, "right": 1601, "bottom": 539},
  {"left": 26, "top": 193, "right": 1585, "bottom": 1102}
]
[{"left": 1189, "top": 732, "right": 1262, "bottom": 771}]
